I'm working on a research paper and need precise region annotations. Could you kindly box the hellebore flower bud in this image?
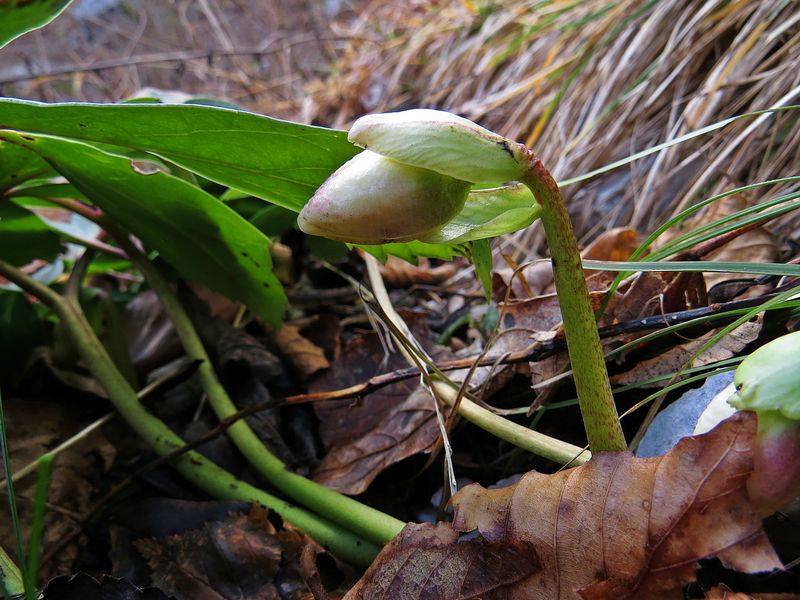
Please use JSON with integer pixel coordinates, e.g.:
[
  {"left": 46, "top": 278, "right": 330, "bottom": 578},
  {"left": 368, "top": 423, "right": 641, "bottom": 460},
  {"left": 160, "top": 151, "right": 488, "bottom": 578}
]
[
  {"left": 297, "top": 149, "right": 470, "bottom": 244},
  {"left": 348, "top": 109, "right": 529, "bottom": 184},
  {"left": 730, "top": 331, "right": 800, "bottom": 516}
]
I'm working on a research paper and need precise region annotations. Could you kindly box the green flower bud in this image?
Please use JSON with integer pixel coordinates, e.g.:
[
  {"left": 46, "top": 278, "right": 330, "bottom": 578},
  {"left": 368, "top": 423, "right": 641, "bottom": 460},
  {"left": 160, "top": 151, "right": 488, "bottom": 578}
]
[
  {"left": 348, "top": 109, "right": 529, "bottom": 184},
  {"left": 730, "top": 331, "right": 800, "bottom": 516},
  {"left": 297, "top": 150, "right": 470, "bottom": 244},
  {"left": 731, "top": 330, "right": 800, "bottom": 420}
]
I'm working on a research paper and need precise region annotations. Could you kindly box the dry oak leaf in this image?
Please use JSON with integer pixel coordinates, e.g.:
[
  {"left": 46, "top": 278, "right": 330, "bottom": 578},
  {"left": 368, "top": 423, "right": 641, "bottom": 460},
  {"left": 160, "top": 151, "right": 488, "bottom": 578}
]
[
  {"left": 311, "top": 312, "right": 446, "bottom": 494},
  {"left": 344, "top": 522, "right": 540, "bottom": 599},
  {"left": 348, "top": 412, "right": 782, "bottom": 599},
  {"left": 134, "top": 511, "right": 285, "bottom": 600},
  {"left": 271, "top": 322, "right": 330, "bottom": 380}
]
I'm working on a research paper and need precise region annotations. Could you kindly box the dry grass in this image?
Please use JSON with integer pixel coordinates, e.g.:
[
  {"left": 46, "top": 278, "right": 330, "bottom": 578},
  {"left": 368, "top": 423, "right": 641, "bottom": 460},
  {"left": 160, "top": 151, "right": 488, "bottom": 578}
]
[
  {"left": 307, "top": 0, "right": 800, "bottom": 257},
  {"left": 3, "top": 1, "right": 798, "bottom": 257}
]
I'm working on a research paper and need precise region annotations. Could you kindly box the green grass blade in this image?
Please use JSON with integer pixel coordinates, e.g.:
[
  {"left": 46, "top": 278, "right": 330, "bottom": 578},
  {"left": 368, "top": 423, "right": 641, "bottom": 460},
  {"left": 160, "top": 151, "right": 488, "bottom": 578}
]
[
  {"left": 24, "top": 454, "right": 52, "bottom": 598},
  {"left": 583, "top": 260, "right": 800, "bottom": 277},
  {"left": 650, "top": 193, "right": 800, "bottom": 259},
  {"left": 0, "top": 388, "right": 29, "bottom": 596},
  {"left": 559, "top": 107, "right": 800, "bottom": 187},
  {"left": 596, "top": 177, "right": 800, "bottom": 316}
]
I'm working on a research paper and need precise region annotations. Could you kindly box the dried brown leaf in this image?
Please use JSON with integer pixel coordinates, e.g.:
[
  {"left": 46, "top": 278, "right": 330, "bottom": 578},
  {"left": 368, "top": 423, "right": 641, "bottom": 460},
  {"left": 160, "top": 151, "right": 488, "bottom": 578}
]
[
  {"left": 349, "top": 413, "right": 782, "bottom": 600},
  {"left": 657, "top": 196, "right": 780, "bottom": 299},
  {"left": 311, "top": 313, "right": 445, "bottom": 494},
  {"left": 272, "top": 323, "right": 330, "bottom": 380},
  {"left": 611, "top": 319, "right": 762, "bottom": 387},
  {"left": 378, "top": 255, "right": 459, "bottom": 288},
  {"left": 494, "top": 228, "right": 638, "bottom": 299},
  {"left": 0, "top": 400, "right": 116, "bottom": 578},
  {"left": 134, "top": 511, "right": 284, "bottom": 600},
  {"left": 344, "top": 522, "right": 540, "bottom": 600}
]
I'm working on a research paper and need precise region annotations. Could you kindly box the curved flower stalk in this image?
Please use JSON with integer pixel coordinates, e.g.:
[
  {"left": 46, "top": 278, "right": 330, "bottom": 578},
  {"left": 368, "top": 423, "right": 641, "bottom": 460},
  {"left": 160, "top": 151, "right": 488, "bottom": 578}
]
[
  {"left": 730, "top": 331, "right": 800, "bottom": 516},
  {"left": 299, "top": 109, "right": 626, "bottom": 453}
]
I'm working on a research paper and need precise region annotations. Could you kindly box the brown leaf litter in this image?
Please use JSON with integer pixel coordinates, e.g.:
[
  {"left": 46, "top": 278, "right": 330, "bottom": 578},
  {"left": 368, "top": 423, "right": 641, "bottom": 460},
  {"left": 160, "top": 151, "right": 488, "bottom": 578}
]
[{"left": 346, "top": 412, "right": 782, "bottom": 599}]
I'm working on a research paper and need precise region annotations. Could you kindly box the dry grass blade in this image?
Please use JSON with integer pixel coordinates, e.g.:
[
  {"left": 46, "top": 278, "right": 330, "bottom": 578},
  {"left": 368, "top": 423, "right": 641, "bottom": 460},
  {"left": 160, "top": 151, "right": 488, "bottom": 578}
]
[{"left": 309, "top": 0, "right": 800, "bottom": 260}]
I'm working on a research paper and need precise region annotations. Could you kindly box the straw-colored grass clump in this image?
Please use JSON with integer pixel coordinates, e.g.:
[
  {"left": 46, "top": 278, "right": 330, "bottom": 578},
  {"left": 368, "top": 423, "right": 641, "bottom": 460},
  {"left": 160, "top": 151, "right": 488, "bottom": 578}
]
[{"left": 308, "top": 0, "right": 800, "bottom": 254}]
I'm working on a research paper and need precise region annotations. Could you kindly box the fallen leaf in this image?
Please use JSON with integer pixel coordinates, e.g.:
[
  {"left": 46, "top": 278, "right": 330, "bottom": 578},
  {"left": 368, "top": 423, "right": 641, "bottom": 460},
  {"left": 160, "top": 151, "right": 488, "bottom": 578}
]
[
  {"left": 348, "top": 413, "right": 782, "bottom": 599},
  {"left": 271, "top": 323, "right": 330, "bottom": 380},
  {"left": 703, "top": 585, "right": 799, "bottom": 599},
  {"left": 611, "top": 319, "right": 762, "bottom": 387},
  {"left": 655, "top": 196, "right": 779, "bottom": 300},
  {"left": 42, "top": 573, "right": 174, "bottom": 600},
  {"left": 494, "top": 228, "right": 638, "bottom": 299},
  {"left": 134, "top": 509, "right": 288, "bottom": 600},
  {"left": 311, "top": 312, "right": 444, "bottom": 494},
  {"left": 609, "top": 269, "right": 707, "bottom": 325},
  {"left": 581, "top": 227, "right": 640, "bottom": 268},
  {"left": 377, "top": 255, "right": 459, "bottom": 288},
  {"left": 0, "top": 400, "right": 116, "bottom": 579},
  {"left": 344, "top": 522, "right": 540, "bottom": 599}
]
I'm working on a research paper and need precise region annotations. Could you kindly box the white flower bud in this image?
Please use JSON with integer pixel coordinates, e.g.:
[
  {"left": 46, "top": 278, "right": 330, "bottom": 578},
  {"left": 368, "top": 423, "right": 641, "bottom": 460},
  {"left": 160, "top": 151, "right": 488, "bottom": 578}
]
[
  {"left": 297, "top": 150, "right": 470, "bottom": 244},
  {"left": 348, "top": 109, "right": 529, "bottom": 184}
]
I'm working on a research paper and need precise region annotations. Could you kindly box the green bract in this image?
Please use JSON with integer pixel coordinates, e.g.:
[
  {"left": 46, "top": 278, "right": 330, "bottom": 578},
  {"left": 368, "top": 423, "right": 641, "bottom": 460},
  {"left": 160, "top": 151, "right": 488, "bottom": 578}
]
[
  {"left": 297, "top": 149, "right": 470, "bottom": 244},
  {"left": 348, "top": 109, "right": 529, "bottom": 183},
  {"left": 731, "top": 330, "right": 800, "bottom": 420}
]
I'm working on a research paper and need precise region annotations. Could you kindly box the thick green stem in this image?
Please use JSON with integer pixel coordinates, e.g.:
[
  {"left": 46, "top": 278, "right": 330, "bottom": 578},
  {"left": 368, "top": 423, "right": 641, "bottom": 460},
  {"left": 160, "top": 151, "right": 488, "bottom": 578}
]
[
  {"left": 521, "top": 157, "right": 626, "bottom": 452},
  {"left": 109, "top": 235, "right": 404, "bottom": 545},
  {"left": 0, "top": 259, "right": 381, "bottom": 566}
]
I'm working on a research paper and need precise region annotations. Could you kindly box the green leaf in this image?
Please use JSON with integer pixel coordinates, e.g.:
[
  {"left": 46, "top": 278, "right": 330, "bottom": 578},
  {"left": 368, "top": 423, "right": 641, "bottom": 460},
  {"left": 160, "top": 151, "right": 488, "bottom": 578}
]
[
  {"left": 0, "top": 99, "right": 358, "bottom": 211},
  {"left": 732, "top": 331, "right": 800, "bottom": 420},
  {"left": 0, "top": 131, "right": 287, "bottom": 326},
  {"left": 421, "top": 183, "right": 541, "bottom": 244},
  {"left": 0, "top": 0, "right": 73, "bottom": 50},
  {"left": 0, "top": 291, "right": 47, "bottom": 388},
  {"left": 359, "top": 241, "right": 462, "bottom": 264},
  {"left": 0, "top": 141, "right": 53, "bottom": 192},
  {"left": 0, "top": 200, "right": 62, "bottom": 266},
  {"left": 469, "top": 239, "right": 494, "bottom": 300}
]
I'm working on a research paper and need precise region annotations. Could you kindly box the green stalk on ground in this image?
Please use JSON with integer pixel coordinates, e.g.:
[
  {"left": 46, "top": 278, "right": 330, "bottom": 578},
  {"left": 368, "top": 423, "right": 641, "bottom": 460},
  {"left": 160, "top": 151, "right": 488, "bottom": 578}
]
[
  {"left": 0, "top": 258, "right": 390, "bottom": 566},
  {"left": 103, "top": 226, "right": 404, "bottom": 545}
]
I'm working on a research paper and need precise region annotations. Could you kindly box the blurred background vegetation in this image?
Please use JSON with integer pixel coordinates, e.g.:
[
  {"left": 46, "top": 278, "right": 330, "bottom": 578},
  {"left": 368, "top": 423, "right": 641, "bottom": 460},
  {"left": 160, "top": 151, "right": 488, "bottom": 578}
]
[{"left": 2, "top": 0, "right": 798, "bottom": 253}]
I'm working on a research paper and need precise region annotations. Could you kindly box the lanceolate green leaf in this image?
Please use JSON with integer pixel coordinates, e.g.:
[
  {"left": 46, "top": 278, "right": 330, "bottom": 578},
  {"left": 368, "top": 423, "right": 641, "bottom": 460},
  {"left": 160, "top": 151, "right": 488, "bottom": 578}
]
[
  {"left": 0, "top": 141, "right": 53, "bottom": 191},
  {"left": 0, "top": 201, "right": 61, "bottom": 266},
  {"left": 0, "top": 99, "right": 358, "bottom": 211},
  {"left": 0, "top": 0, "right": 73, "bottom": 50},
  {"left": 0, "top": 131, "right": 286, "bottom": 326}
]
